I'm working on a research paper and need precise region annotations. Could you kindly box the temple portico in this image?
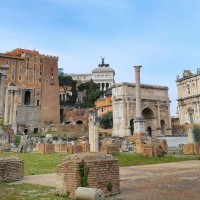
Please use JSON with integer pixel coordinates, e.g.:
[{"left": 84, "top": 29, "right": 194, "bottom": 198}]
[{"left": 4, "top": 83, "right": 19, "bottom": 134}]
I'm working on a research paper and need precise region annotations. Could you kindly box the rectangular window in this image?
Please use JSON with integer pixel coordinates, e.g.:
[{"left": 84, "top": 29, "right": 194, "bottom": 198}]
[
  {"left": 12, "top": 60, "right": 16, "bottom": 66},
  {"left": 19, "top": 76, "right": 22, "bottom": 80},
  {"left": 33, "top": 76, "right": 36, "bottom": 82},
  {"left": 39, "top": 78, "right": 42, "bottom": 82},
  {"left": 40, "top": 65, "right": 42, "bottom": 75},
  {"left": 26, "top": 57, "right": 29, "bottom": 62},
  {"left": 12, "top": 67, "right": 15, "bottom": 73},
  {"left": 12, "top": 75, "right": 15, "bottom": 80},
  {"left": 5, "top": 59, "right": 9, "bottom": 65},
  {"left": 33, "top": 64, "right": 36, "bottom": 74},
  {"left": 40, "top": 59, "right": 42, "bottom": 63},
  {"left": 19, "top": 61, "right": 23, "bottom": 66},
  {"left": 26, "top": 63, "right": 29, "bottom": 74},
  {"left": 34, "top": 57, "right": 36, "bottom": 63},
  {"left": 19, "top": 67, "right": 22, "bottom": 74},
  {"left": 26, "top": 76, "right": 29, "bottom": 81}
]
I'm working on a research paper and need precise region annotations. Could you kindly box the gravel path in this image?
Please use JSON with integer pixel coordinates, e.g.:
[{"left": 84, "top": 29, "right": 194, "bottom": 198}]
[{"left": 15, "top": 160, "right": 200, "bottom": 200}]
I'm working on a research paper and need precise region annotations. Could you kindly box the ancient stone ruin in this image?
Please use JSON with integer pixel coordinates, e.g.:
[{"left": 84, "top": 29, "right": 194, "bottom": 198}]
[
  {"left": 57, "top": 152, "right": 120, "bottom": 198},
  {"left": 0, "top": 157, "right": 24, "bottom": 182}
]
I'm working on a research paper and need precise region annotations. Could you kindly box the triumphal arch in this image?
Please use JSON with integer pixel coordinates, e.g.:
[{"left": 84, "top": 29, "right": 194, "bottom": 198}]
[{"left": 112, "top": 82, "right": 172, "bottom": 137}]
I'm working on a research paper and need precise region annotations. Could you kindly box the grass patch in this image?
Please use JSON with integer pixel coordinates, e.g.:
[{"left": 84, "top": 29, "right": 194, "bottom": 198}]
[
  {"left": 0, "top": 152, "right": 66, "bottom": 176},
  {"left": 0, "top": 183, "right": 69, "bottom": 200},
  {"left": 114, "top": 153, "right": 199, "bottom": 167}
]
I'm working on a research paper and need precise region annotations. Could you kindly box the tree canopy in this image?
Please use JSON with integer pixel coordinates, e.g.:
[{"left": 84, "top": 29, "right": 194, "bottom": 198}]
[
  {"left": 59, "top": 75, "right": 78, "bottom": 106},
  {"left": 77, "top": 79, "right": 102, "bottom": 107},
  {"left": 99, "top": 111, "right": 113, "bottom": 129}
]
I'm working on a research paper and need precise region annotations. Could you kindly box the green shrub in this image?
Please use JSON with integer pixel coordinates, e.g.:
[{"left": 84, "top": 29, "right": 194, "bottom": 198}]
[
  {"left": 15, "top": 135, "right": 21, "bottom": 146},
  {"left": 193, "top": 125, "right": 200, "bottom": 144}
]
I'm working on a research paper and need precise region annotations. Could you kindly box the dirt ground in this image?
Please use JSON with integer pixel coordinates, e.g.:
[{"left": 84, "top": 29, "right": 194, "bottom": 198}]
[{"left": 16, "top": 160, "right": 200, "bottom": 200}]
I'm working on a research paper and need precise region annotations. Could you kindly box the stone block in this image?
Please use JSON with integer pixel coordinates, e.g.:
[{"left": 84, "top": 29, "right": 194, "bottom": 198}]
[{"left": 75, "top": 187, "right": 105, "bottom": 200}]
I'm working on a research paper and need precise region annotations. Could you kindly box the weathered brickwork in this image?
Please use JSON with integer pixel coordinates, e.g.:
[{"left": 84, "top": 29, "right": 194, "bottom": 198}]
[
  {"left": 64, "top": 108, "right": 89, "bottom": 124},
  {"left": 0, "top": 157, "right": 24, "bottom": 182},
  {"left": 42, "top": 124, "right": 88, "bottom": 138},
  {"left": 143, "top": 144, "right": 165, "bottom": 157},
  {"left": 100, "top": 144, "right": 120, "bottom": 155},
  {"left": 66, "top": 142, "right": 90, "bottom": 154},
  {"left": 182, "top": 144, "right": 200, "bottom": 155},
  {"left": 55, "top": 143, "right": 67, "bottom": 152},
  {"left": 37, "top": 143, "right": 55, "bottom": 154},
  {"left": 57, "top": 153, "right": 120, "bottom": 198}
]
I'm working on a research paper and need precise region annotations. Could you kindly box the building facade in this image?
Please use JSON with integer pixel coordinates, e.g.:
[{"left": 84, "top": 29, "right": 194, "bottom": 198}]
[
  {"left": 112, "top": 82, "right": 172, "bottom": 137},
  {"left": 176, "top": 69, "right": 200, "bottom": 124},
  {"left": 65, "top": 58, "right": 115, "bottom": 91},
  {"left": 0, "top": 48, "right": 60, "bottom": 133},
  {"left": 95, "top": 88, "right": 112, "bottom": 117}
]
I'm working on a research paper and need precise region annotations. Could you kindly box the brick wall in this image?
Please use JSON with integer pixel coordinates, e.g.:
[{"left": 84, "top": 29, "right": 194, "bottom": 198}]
[
  {"left": 0, "top": 157, "right": 24, "bottom": 182},
  {"left": 55, "top": 143, "right": 67, "bottom": 152},
  {"left": 37, "top": 143, "right": 55, "bottom": 154},
  {"left": 57, "top": 152, "right": 120, "bottom": 198},
  {"left": 41, "top": 57, "right": 60, "bottom": 124},
  {"left": 182, "top": 144, "right": 200, "bottom": 155},
  {"left": 100, "top": 144, "right": 120, "bottom": 155}
]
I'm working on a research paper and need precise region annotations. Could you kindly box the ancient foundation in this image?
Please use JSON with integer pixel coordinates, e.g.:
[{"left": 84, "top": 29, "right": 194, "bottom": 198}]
[
  {"left": 37, "top": 143, "right": 55, "bottom": 154},
  {"left": 55, "top": 144, "right": 67, "bottom": 152},
  {"left": 182, "top": 144, "right": 200, "bottom": 155},
  {"left": 57, "top": 152, "right": 120, "bottom": 198},
  {"left": 0, "top": 157, "right": 24, "bottom": 182}
]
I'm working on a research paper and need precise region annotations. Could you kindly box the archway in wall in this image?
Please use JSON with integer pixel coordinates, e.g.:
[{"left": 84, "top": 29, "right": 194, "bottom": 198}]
[
  {"left": 147, "top": 127, "right": 152, "bottom": 137},
  {"left": 24, "top": 91, "right": 31, "bottom": 105},
  {"left": 76, "top": 120, "right": 83, "bottom": 124},
  {"left": 24, "top": 129, "right": 28, "bottom": 135},
  {"left": 34, "top": 128, "right": 38, "bottom": 134},
  {"left": 142, "top": 108, "right": 154, "bottom": 118},
  {"left": 142, "top": 108, "right": 155, "bottom": 137},
  {"left": 130, "top": 119, "right": 134, "bottom": 135},
  {"left": 161, "top": 120, "right": 166, "bottom": 135}
]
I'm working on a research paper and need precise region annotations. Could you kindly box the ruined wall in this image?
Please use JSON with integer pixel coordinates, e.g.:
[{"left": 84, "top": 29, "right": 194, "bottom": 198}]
[
  {"left": 37, "top": 143, "right": 55, "bottom": 154},
  {"left": 64, "top": 108, "right": 88, "bottom": 124},
  {"left": 57, "top": 153, "right": 120, "bottom": 198},
  {"left": 42, "top": 124, "right": 88, "bottom": 138},
  {"left": 0, "top": 157, "right": 24, "bottom": 182},
  {"left": 16, "top": 105, "right": 40, "bottom": 125}
]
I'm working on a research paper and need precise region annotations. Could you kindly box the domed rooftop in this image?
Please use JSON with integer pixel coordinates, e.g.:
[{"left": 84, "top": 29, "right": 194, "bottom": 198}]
[{"left": 92, "top": 57, "right": 115, "bottom": 74}]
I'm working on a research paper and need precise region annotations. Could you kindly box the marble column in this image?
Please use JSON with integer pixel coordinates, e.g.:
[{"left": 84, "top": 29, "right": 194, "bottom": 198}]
[
  {"left": 156, "top": 101, "right": 161, "bottom": 136},
  {"left": 0, "top": 74, "right": 5, "bottom": 116},
  {"left": 167, "top": 103, "right": 172, "bottom": 135},
  {"left": 133, "top": 66, "right": 146, "bottom": 135},
  {"left": 88, "top": 109, "right": 99, "bottom": 152},
  {"left": 9, "top": 90, "right": 14, "bottom": 124},
  {"left": 12, "top": 90, "right": 17, "bottom": 124},
  {"left": 4, "top": 88, "right": 9, "bottom": 125}
]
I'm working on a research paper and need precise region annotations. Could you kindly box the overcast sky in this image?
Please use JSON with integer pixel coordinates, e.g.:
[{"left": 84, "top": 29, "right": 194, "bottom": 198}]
[{"left": 1, "top": 0, "right": 200, "bottom": 115}]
